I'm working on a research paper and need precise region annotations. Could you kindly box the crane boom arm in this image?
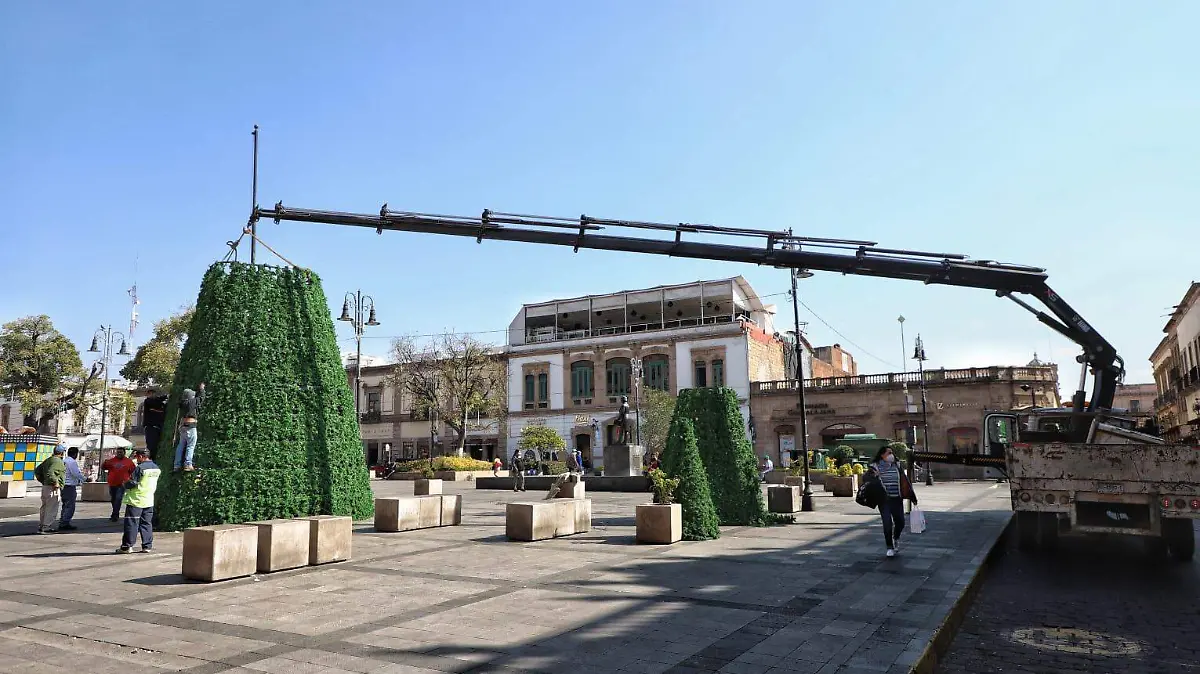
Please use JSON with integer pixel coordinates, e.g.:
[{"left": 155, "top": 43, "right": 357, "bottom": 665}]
[{"left": 254, "top": 202, "right": 1122, "bottom": 418}]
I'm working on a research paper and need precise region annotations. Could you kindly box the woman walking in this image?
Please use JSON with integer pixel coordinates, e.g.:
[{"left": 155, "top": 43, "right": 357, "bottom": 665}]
[{"left": 869, "top": 445, "right": 918, "bottom": 558}]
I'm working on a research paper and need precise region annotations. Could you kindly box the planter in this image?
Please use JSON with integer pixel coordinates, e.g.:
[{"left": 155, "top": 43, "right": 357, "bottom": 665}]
[
  {"left": 784, "top": 476, "right": 805, "bottom": 488},
  {"left": 635, "top": 503, "right": 682, "bottom": 544},
  {"left": 81, "top": 482, "right": 110, "bottom": 501},
  {"left": 434, "top": 470, "right": 499, "bottom": 482},
  {"left": 826, "top": 475, "right": 858, "bottom": 497},
  {"left": 767, "top": 486, "right": 801, "bottom": 513},
  {"left": 764, "top": 470, "right": 789, "bottom": 485}
]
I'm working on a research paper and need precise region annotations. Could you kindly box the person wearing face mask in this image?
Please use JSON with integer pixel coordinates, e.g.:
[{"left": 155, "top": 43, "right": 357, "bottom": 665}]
[{"left": 869, "top": 446, "right": 918, "bottom": 558}]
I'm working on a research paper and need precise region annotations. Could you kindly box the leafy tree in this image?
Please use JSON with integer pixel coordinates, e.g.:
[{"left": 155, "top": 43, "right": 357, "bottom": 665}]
[
  {"left": 121, "top": 307, "right": 194, "bottom": 386},
  {"left": 827, "top": 444, "right": 856, "bottom": 466},
  {"left": 641, "top": 388, "right": 676, "bottom": 459},
  {"left": 661, "top": 416, "right": 720, "bottom": 541},
  {"left": 0, "top": 315, "right": 84, "bottom": 427},
  {"left": 517, "top": 424, "right": 566, "bottom": 456},
  {"left": 389, "top": 332, "right": 507, "bottom": 456},
  {"left": 154, "top": 263, "right": 374, "bottom": 530},
  {"left": 672, "top": 387, "right": 769, "bottom": 526},
  {"left": 886, "top": 441, "right": 909, "bottom": 462}
]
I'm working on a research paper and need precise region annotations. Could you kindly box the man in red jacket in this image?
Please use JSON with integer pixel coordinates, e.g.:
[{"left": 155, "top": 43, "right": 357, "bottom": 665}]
[{"left": 102, "top": 449, "right": 136, "bottom": 523}]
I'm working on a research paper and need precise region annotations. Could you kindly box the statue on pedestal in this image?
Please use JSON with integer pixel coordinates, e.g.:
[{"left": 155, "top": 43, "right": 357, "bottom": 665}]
[{"left": 615, "top": 396, "right": 631, "bottom": 445}]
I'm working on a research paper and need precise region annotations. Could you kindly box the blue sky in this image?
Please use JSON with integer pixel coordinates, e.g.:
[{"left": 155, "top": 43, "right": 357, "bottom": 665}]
[{"left": 2, "top": 2, "right": 1196, "bottom": 386}]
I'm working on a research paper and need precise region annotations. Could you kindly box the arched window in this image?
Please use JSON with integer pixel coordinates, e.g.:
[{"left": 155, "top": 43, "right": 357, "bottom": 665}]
[
  {"left": 643, "top": 355, "right": 669, "bottom": 391},
  {"left": 606, "top": 357, "right": 631, "bottom": 399},
  {"left": 571, "top": 361, "right": 594, "bottom": 401}
]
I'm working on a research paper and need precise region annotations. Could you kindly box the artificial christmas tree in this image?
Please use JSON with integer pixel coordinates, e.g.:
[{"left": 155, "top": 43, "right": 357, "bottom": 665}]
[{"left": 660, "top": 416, "right": 720, "bottom": 541}]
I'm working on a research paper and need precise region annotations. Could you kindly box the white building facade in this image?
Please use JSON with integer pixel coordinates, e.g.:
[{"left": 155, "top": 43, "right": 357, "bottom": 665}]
[{"left": 504, "top": 277, "right": 788, "bottom": 470}]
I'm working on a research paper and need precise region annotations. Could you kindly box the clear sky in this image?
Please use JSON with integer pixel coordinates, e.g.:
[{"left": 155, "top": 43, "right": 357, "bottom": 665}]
[{"left": 2, "top": 2, "right": 1195, "bottom": 387}]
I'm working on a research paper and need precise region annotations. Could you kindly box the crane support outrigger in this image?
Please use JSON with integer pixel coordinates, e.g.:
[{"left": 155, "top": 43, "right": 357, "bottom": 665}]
[{"left": 254, "top": 201, "right": 1122, "bottom": 440}]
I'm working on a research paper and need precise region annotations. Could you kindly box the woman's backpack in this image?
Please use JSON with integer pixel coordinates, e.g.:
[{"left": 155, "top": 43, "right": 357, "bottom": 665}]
[{"left": 856, "top": 471, "right": 886, "bottom": 509}]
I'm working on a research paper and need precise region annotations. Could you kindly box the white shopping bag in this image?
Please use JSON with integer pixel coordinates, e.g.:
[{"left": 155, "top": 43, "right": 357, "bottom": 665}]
[{"left": 909, "top": 506, "right": 926, "bottom": 534}]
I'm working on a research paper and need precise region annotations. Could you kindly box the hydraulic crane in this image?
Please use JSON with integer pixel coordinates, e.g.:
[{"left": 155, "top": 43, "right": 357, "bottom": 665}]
[{"left": 252, "top": 201, "right": 1123, "bottom": 443}]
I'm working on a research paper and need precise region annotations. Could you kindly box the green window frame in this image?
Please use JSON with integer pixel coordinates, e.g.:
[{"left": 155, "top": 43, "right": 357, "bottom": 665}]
[
  {"left": 571, "top": 361, "right": 594, "bottom": 399},
  {"left": 713, "top": 359, "right": 724, "bottom": 387},
  {"left": 607, "top": 358, "right": 631, "bottom": 397},
  {"left": 644, "top": 355, "right": 669, "bottom": 391},
  {"left": 524, "top": 374, "right": 535, "bottom": 409}
]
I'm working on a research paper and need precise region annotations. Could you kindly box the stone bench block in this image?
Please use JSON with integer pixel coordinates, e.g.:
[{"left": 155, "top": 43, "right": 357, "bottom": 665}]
[
  {"left": 0, "top": 480, "right": 27, "bottom": 498},
  {"left": 555, "top": 478, "right": 585, "bottom": 500},
  {"left": 636, "top": 503, "right": 681, "bottom": 544},
  {"left": 303, "top": 515, "right": 352, "bottom": 565},
  {"left": 767, "top": 485, "right": 801, "bottom": 514},
  {"left": 250, "top": 519, "right": 311, "bottom": 573},
  {"left": 506, "top": 499, "right": 592, "bottom": 541},
  {"left": 81, "top": 482, "right": 109, "bottom": 501},
  {"left": 182, "top": 525, "right": 258, "bottom": 582},
  {"left": 440, "top": 494, "right": 462, "bottom": 526},
  {"left": 415, "top": 478, "right": 443, "bottom": 496},
  {"left": 375, "top": 496, "right": 453, "bottom": 532}
]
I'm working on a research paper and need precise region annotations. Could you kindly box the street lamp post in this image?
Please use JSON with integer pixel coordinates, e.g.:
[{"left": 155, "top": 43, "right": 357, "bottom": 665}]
[
  {"left": 338, "top": 291, "right": 379, "bottom": 426},
  {"left": 429, "top": 377, "right": 439, "bottom": 473},
  {"left": 88, "top": 326, "right": 130, "bottom": 465},
  {"left": 790, "top": 267, "right": 816, "bottom": 512},
  {"left": 914, "top": 335, "right": 932, "bottom": 486},
  {"left": 899, "top": 315, "right": 917, "bottom": 486},
  {"left": 631, "top": 356, "right": 643, "bottom": 446}
]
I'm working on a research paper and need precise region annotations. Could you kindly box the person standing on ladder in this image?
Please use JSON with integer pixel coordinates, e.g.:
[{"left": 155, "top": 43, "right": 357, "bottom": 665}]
[{"left": 174, "top": 383, "right": 205, "bottom": 472}]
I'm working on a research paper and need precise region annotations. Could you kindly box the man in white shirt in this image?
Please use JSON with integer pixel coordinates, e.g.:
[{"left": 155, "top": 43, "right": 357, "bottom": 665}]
[{"left": 59, "top": 447, "right": 86, "bottom": 531}]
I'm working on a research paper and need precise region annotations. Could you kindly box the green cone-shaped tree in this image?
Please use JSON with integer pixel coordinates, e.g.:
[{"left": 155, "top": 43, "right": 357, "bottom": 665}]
[
  {"left": 661, "top": 416, "right": 720, "bottom": 541},
  {"left": 154, "top": 263, "right": 374, "bottom": 530},
  {"left": 671, "top": 387, "right": 768, "bottom": 526}
]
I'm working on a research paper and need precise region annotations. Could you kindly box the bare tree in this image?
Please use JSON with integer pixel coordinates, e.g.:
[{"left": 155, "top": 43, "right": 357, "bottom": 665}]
[{"left": 389, "top": 332, "right": 507, "bottom": 457}]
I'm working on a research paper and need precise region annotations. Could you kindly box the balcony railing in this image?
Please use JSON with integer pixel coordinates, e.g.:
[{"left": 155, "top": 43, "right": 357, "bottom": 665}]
[
  {"left": 522, "top": 315, "right": 738, "bottom": 345},
  {"left": 360, "top": 410, "right": 382, "bottom": 424},
  {"left": 752, "top": 365, "right": 1059, "bottom": 395}
]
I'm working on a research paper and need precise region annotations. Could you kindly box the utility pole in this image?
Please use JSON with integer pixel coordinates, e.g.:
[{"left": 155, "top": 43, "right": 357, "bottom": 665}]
[
  {"left": 338, "top": 290, "right": 379, "bottom": 427},
  {"left": 250, "top": 125, "right": 259, "bottom": 264},
  {"left": 791, "top": 267, "right": 815, "bottom": 512},
  {"left": 914, "top": 335, "right": 932, "bottom": 486},
  {"left": 88, "top": 326, "right": 130, "bottom": 463}
]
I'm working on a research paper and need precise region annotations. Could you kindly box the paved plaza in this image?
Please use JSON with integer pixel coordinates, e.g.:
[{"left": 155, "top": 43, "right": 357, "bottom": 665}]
[{"left": 0, "top": 479, "right": 1010, "bottom": 674}]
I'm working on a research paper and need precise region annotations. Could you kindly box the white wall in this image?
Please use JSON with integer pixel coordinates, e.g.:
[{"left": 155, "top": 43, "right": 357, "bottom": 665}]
[
  {"left": 507, "top": 353, "right": 566, "bottom": 414},
  {"left": 674, "top": 336, "right": 750, "bottom": 399}
]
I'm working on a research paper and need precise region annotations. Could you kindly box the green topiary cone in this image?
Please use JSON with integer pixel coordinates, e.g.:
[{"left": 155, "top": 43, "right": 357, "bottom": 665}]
[
  {"left": 661, "top": 416, "right": 720, "bottom": 541},
  {"left": 671, "top": 387, "right": 768, "bottom": 526},
  {"left": 153, "top": 262, "right": 374, "bottom": 530}
]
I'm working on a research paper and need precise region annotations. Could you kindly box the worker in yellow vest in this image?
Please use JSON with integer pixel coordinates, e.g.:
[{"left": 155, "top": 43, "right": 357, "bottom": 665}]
[{"left": 116, "top": 449, "right": 161, "bottom": 554}]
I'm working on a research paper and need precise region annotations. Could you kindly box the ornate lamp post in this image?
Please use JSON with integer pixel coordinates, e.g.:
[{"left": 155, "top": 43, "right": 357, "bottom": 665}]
[
  {"left": 631, "top": 356, "right": 643, "bottom": 446},
  {"left": 88, "top": 326, "right": 130, "bottom": 463},
  {"left": 338, "top": 290, "right": 379, "bottom": 424},
  {"left": 914, "top": 335, "right": 932, "bottom": 486},
  {"left": 790, "top": 267, "right": 815, "bottom": 512}
]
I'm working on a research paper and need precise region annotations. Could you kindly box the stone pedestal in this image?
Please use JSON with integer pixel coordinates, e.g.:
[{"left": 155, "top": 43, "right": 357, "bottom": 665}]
[
  {"left": 440, "top": 494, "right": 462, "bottom": 526},
  {"left": 81, "top": 482, "right": 109, "bottom": 501},
  {"left": 635, "top": 503, "right": 682, "bottom": 544},
  {"left": 415, "top": 479, "right": 443, "bottom": 496},
  {"left": 767, "top": 485, "right": 801, "bottom": 513},
  {"left": 303, "top": 515, "right": 352, "bottom": 565},
  {"left": 506, "top": 499, "right": 592, "bottom": 541},
  {"left": 0, "top": 480, "right": 27, "bottom": 498},
  {"left": 555, "top": 476, "right": 585, "bottom": 499},
  {"left": 250, "top": 519, "right": 310, "bottom": 573},
  {"left": 375, "top": 496, "right": 459, "bottom": 532},
  {"left": 602, "top": 444, "right": 644, "bottom": 477},
  {"left": 417, "top": 495, "right": 442, "bottom": 529},
  {"left": 182, "top": 525, "right": 258, "bottom": 582}
]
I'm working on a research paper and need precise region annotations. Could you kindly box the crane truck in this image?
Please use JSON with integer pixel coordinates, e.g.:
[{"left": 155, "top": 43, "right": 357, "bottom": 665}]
[{"left": 250, "top": 200, "right": 1197, "bottom": 560}]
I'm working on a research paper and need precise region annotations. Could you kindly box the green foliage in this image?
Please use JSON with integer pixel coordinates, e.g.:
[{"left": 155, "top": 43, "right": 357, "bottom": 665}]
[
  {"left": 0, "top": 316, "right": 83, "bottom": 426},
  {"left": 827, "top": 445, "right": 856, "bottom": 467},
  {"left": 395, "top": 456, "right": 491, "bottom": 472},
  {"left": 517, "top": 425, "right": 566, "bottom": 454},
  {"left": 851, "top": 463, "right": 865, "bottom": 476},
  {"left": 121, "top": 307, "right": 195, "bottom": 386},
  {"left": 641, "top": 388, "right": 677, "bottom": 458},
  {"left": 887, "top": 441, "right": 909, "bottom": 461},
  {"left": 661, "top": 416, "right": 720, "bottom": 540},
  {"left": 836, "top": 464, "right": 855, "bottom": 477},
  {"left": 154, "top": 263, "right": 374, "bottom": 530},
  {"left": 647, "top": 468, "right": 680, "bottom": 505},
  {"left": 671, "top": 387, "right": 768, "bottom": 527},
  {"left": 543, "top": 461, "right": 568, "bottom": 475}
]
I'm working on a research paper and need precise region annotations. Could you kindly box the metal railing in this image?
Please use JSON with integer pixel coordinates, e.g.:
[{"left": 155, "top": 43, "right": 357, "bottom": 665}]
[
  {"left": 752, "top": 365, "right": 1059, "bottom": 395},
  {"left": 523, "top": 315, "right": 737, "bottom": 344}
]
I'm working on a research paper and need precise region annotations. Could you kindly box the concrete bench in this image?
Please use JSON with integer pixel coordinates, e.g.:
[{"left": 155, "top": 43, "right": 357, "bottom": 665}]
[
  {"left": 249, "top": 519, "right": 311, "bottom": 573},
  {"left": 505, "top": 499, "right": 592, "bottom": 541},
  {"left": 81, "top": 482, "right": 110, "bottom": 501},
  {"left": 415, "top": 478, "right": 442, "bottom": 496},
  {"left": 767, "top": 485, "right": 801, "bottom": 514},
  {"left": 374, "top": 495, "right": 462, "bottom": 532},
  {"left": 0, "top": 480, "right": 27, "bottom": 498},
  {"left": 302, "top": 515, "right": 353, "bottom": 565},
  {"left": 182, "top": 525, "right": 258, "bottom": 582}
]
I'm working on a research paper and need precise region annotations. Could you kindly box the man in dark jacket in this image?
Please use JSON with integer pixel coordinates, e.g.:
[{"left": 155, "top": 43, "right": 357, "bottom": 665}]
[
  {"left": 141, "top": 389, "right": 168, "bottom": 455},
  {"left": 34, "top": 445, "right": 66, "bottom": 534}
]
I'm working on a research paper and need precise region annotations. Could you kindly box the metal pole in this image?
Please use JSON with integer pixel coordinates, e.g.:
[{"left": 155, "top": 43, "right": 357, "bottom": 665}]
[
  {"left": 250, "top": 125, "right": 259, "bottom": 265},
  {"left": 98, "top": 327, "right": 109, "bottom": 462},
  {"left": 917, "top": 336, "right": 933, "bottom": 486},
  {"left": 792, "top": 271, "right": 814, "bottom": 512},
  {"left": 631, "top": 357, "right": 642, "bottom": 446},
  {"left": 354, "top": 291, "right": 362, "bottom": 424}
]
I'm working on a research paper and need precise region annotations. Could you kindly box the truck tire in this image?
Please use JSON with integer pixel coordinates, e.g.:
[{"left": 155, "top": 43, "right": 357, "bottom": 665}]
[
  {"left": 1039, "top": 512, "right": 1059, "bottom": 551},
  {"left": 1164, "top": 518, "right": 1195, "bottom": 562},
  {"left": 1016, "top": 511, "right": 1039, "bottom": 551}
]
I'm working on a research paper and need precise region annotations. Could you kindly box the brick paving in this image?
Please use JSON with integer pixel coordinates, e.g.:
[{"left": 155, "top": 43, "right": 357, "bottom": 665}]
[
  {"left": 937, "top": 519, "right": 1200, "bottom": 674},
  {"left": 0, "top": 479, "right": 1010, "bottom": 674}
]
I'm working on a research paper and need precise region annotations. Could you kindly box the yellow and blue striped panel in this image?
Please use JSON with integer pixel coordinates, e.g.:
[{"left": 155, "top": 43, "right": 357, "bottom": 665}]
[{"left": 0, "top": 439, "right": 57, "bottom": 481}]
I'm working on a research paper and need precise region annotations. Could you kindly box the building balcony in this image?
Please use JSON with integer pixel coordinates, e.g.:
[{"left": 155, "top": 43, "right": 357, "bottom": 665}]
[
  {"left": 523, "top": 315, "right": 739, "bottom": 346},
  {"left": 752, "top": 365, "right": 1058, "bottom": 396},
  {"left": 360, "top": 410, "right": 382, "bottom": 424}
]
